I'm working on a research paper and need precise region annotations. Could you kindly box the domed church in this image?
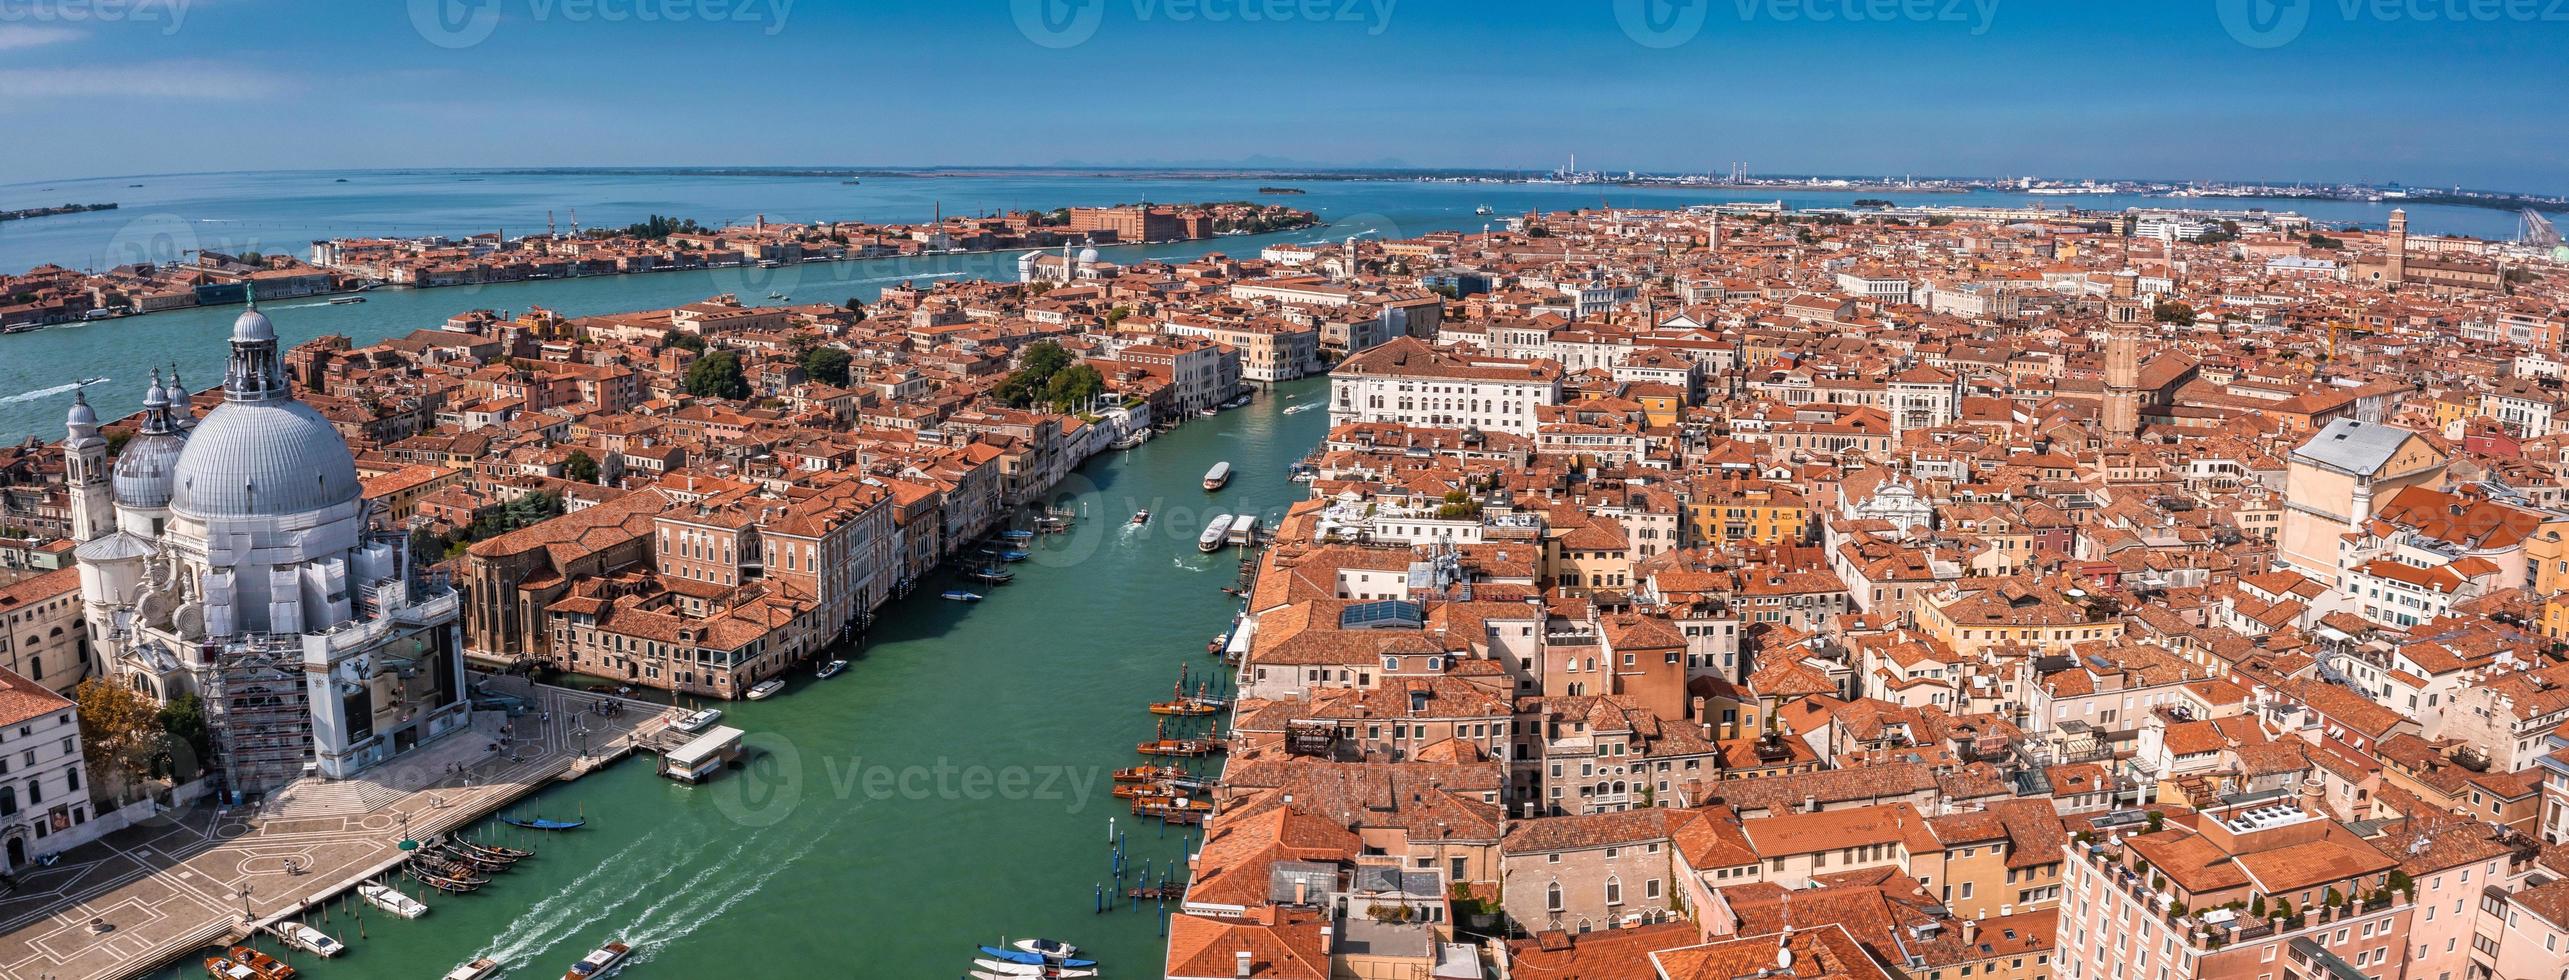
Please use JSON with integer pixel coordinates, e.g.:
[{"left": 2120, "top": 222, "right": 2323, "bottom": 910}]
[{"left": 67, "top": 300, "right": 470, "bottom": 796}]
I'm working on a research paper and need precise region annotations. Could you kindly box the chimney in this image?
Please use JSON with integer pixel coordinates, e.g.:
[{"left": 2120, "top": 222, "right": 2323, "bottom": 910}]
[
  {"left": 1319, "top": 925, "right": 1334, "bottom": 954},
  {"left": 1235, "top": 951, "right": 1254, "bottom": 978},
  {"left": 1803, "top": 794, "right": 1819, "bottom": 814},
  {"left": 1961, "top": 917, "right": 1980, "bottom": 945}
]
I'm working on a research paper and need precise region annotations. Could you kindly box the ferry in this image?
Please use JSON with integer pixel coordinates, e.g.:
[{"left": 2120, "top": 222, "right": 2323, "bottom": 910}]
[
  {"left": 1202, "top": 461, "right": 1231, "bottom": 491},
  {"left": 357, "top": 881, "right": 428, "bottom": 918},
  {"left": 441, "top": 959, "right": 502, "bottom": 980},
  {"left": 674, "top": 707, "right": 724, "bottom": 733},
  {"left": 564, "top": 939, "right": 632, "bottom": 980},
  {"left": 1198, "top": 514, "right": 1236, "bottom": 552},
  {"left": 816, "top": 658, "right": 848, "bottom": 679},
  {"left": 745, "top": 678, "right": 785, "bottom": 700}
]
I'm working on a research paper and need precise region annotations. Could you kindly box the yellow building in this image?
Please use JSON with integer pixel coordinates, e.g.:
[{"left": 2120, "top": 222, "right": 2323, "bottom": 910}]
[
  {"left": 1681, "top": 478, "right": 1810, "bottom": 547},
  {"left": 1916, "top": 577, "right": 2124, "bottom": 657}
]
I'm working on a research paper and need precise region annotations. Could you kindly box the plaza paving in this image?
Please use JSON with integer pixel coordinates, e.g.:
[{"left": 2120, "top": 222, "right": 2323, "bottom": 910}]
[{"left": 0, "top": 679, "right": 673, "bottom": 980}]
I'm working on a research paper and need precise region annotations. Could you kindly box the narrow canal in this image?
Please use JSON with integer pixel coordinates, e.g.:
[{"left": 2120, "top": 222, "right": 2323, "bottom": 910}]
[{"left": 150, "top": 377, "right": 1331, "bottom": 979}]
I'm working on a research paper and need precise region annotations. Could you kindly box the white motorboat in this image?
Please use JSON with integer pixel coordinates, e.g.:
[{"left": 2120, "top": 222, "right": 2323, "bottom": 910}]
[
  {"left": 443, "top": 958, "right": 502, "bottom": 980},
  {"left": 357, "top": 880, "right": 428, "bottom": 918},
  {"left": 272, "top": 921, "right": 344, "bottom": 957},
  {"left": 746, "top": 678, "right": 785, "bottom": 700},
  {"left": 564, "top": 939, "right": 631, "bottom": 980},
  {"left": 1015, "top": 938, "right": 1081, "bottom": 958},
  {"left": 816, "top": 659, "right": 848, "bottom": 679},
  {"left": 674, "top": 707, "right": 723, "bottom": 733}
]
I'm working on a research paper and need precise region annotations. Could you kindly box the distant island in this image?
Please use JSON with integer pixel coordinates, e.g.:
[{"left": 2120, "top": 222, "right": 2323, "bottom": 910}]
[
  {"left": 0, "top": 202, "right": 116, "bottom": 224},
  {"left": 1258, "top": 187, "right": 1306, "bottom": 195}
]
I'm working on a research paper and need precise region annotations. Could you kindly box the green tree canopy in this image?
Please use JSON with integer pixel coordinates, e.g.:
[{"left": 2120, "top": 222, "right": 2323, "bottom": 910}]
[
  {"left": 685, "top": 350, "right": 751, "bottom": 400},
  {"left": 801, "top": 346, "right": 853, "bottom": 387},
  {"left": 1043, "top": 363, "right": 1106, "bottom": 413},
  {"left": 564, "top": 450, "right": 600, "bottom": 484}
]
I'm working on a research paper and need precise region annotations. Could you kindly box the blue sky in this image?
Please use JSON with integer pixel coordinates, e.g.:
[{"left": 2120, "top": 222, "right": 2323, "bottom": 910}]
[{"left": 1, "top": 0, "right": 2563, "bottom": 190}]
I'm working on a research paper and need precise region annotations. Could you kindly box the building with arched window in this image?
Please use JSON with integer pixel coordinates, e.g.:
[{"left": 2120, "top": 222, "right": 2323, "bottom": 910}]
[{"left": 0, "top": 666, "right": 100, "bottom": 872}]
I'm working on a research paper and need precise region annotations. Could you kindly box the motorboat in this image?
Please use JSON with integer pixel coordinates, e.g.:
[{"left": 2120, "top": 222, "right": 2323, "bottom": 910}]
[
  {"left": 357, "top": 881, "right": 428, "bottom": 918},
  {"left": 966, "top": 566, "right": 1015, "bottom": 584},
  {"left": 564, "top": 939, "right": 631, "bottom": 980},
  {"left": 746, "top": 678, "right": 786, "bottom": 700},
  {"left": 674, "top": 707, "right": 723, "bottom": 733},
  {"left": 1130, "top": 509, "right": 1150, "bottom": 526},
  {"left": 205, "top": 957, "right": 260, "bottom": 980},
  {"left": 1198, "top": 515, "right": 1236, "bottom": 553},
  {"left": 816, "top": 659, "right": 848, "bottom": 679},
  {"left": 941, "top": 590, "right": 984, "bottom": 602},
  {"left": 1202, "top": 461, "right": 1231, "bottom": 491},
  {"left": 1476, "top": 204, "right": 1496, "bottom": 215},
  {"left": 442, "top": 959, "right": 502, "bottom": 980},
  {"left": 327, "top": 296, "right": 367, "bottom": 305},
  {"left": 272, "top": 922, "right": 344, "bottom": 958},
  {"left": 978, "top": 946, "right": 1097, "bottom": 968},
  {"left": 227, "top": 946, "right": 295, "bottom": 980},
  {"left": 1015, "top": 938, "right": 1081, "bottom": 959}
]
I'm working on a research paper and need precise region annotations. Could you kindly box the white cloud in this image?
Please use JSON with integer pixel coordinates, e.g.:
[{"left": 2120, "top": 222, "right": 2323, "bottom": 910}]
[
  {"left": 0, "top": 62, "right": 289, "bottom": 101},
  {"left": 0, "top": 25, "right": 84, "bottom": 50}
]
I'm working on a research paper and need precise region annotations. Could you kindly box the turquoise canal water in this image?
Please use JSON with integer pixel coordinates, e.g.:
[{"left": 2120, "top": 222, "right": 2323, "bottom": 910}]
[
  {"left": 0, "top": 168, "right": 2533, "bottom": 441},
  {"left": 147, "top": 377, "right": 1331, "bottom": 980}
]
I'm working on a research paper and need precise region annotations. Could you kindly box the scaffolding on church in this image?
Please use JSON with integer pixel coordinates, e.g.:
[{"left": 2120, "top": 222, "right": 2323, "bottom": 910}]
[{"left": 205, "top": 635, "right": 316, "bottom": 796}]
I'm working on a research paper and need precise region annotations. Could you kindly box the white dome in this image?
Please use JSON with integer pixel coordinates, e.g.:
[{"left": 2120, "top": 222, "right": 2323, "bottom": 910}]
[
  {"left": 232, "top": 307, "right": 277, "bottom": 343},
  {"left": 1078, "top": 247, "right": 1100, "bottom": 264},
  {"left": 169, "top": 398, "right": 361, "bottom": 519},
  {"left": 66, "top": 396, "right": 97, "bottom": 429}
]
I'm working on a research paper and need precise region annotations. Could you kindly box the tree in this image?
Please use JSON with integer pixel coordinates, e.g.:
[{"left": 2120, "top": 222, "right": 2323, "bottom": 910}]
[
  {"left": 2152, "top": 301, "right": 2195, "bottom": 324},
  {"left": 842, "top": 296, "right": 866, "bottom": 315},
  {"left": 801, "top": 346, "right": 853, "bottom": 387},
  {"left": 157, "top": 694, "right": 212, "bottom": 780},
  {"left": 77, "top": 678, "right": 164, "bottom": 796},
  {"left": 2305, "top": 232, "right": 2344, "bottom": 250},
  {"left": 564, "top": 450, "right": 600, "bottom": 485},
  {"left": 2146, "top": 810, "right": 2166, "bottom": 832},
  {"left": 1042, "top": 363, "right": 1105, "bottom": 413},
  {"left": 1104, "top": 306, "right": 1133, "bottom": 326},
  {"left": 662, "top": 331, "right": 707, "bottom": 353},
  {"left": 997, "top": 341, "right": 1077, "bottom": 408},
  {"left": 685, "top": 350, "right": 750, "bottom": 400},
  {"left": 2324, "top": 887, "right": 2344, "bottom": 909}
]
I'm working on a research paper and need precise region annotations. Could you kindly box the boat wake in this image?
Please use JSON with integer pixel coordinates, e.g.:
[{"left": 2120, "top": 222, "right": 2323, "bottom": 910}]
[
  {"left": 474, "top": 825, "right": 691, "bottom": 964},
  {"left": 0, "top": 381, "right": 93, "bottom": 405},
  {"left": 622, "top": 830, "right": 828, "bottom": 963}
]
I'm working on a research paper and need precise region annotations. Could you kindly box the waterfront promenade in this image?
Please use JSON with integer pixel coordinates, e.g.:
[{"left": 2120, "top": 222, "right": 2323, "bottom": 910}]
[{"left": 0, "top": 680, "right": 672, "bottom": 980}]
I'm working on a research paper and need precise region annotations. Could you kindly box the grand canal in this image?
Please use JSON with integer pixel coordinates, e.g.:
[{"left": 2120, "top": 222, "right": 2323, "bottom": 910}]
[{"left": 145, "top": 377, "right": 1328, "bottom": 979}]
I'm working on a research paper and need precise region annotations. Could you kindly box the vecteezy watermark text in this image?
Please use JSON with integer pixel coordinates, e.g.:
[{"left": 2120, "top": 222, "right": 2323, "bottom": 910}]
[
  {"left": 1012, "top": 0, "right": 1395, "bottom": 49},
  {"left": 1616, "top": 0, "right": 1999, "bottom": 48},
  {"left": 0, "top": 0, "right": 192, "bottom": 33},
  {"left": 2218, "top": 0, "right": 2569, "bottom": 48},
  {"left": 409, "top": 0, "right": 793, "bottom": 49}
]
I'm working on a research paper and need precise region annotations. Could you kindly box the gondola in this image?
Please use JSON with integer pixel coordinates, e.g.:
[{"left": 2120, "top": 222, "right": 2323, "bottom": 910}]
[
  {"left": 405, "top": 867, "right": 483, "bottom": 894},
  {"left": 501, "top": 815, "right": 586, "bottom": 831},
  {"left": 461, "top": 838, "right": 534, "bottom": 860}
]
